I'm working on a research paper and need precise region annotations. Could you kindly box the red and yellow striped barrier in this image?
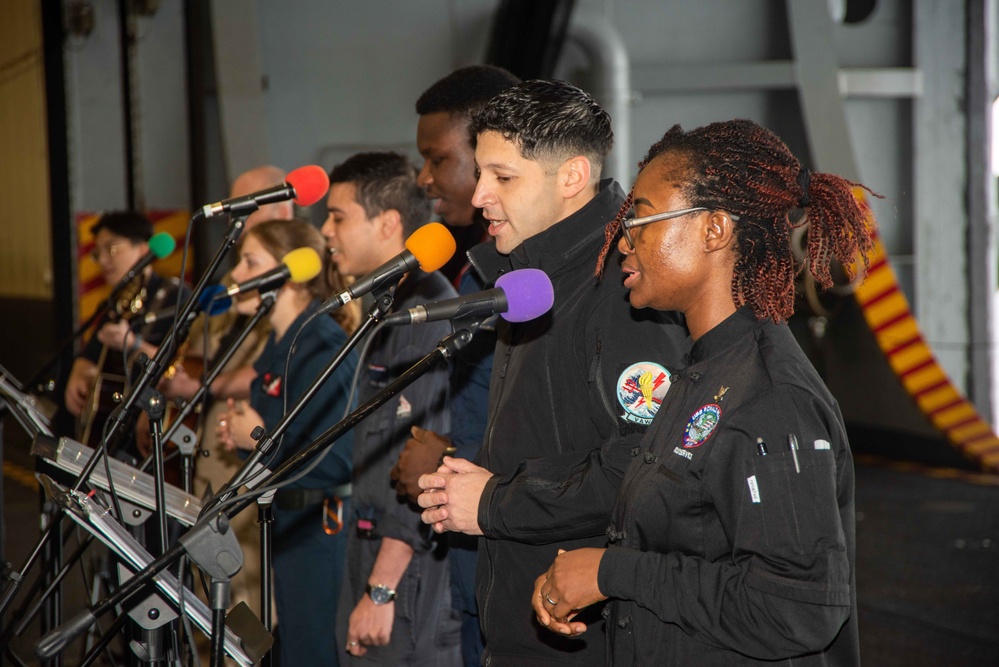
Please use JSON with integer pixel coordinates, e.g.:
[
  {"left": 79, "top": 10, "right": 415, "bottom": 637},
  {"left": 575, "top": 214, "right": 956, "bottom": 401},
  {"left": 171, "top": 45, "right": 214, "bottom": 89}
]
[{"left": 852, "top": 191, "right": 999, "bottom": 472}]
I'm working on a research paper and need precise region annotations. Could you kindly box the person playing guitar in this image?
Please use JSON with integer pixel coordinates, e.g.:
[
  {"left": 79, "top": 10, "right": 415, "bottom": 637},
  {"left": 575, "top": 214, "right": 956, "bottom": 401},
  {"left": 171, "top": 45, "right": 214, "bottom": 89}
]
[{"left": 63, "top": 211, "right": 183, "bottom": 451}]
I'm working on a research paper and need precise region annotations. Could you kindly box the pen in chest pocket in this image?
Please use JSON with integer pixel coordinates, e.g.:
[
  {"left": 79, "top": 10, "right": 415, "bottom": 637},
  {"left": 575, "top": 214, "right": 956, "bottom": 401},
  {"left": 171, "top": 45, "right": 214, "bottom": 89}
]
[{"left": 787, "top": 433, "right": 800, "bottom": 473}]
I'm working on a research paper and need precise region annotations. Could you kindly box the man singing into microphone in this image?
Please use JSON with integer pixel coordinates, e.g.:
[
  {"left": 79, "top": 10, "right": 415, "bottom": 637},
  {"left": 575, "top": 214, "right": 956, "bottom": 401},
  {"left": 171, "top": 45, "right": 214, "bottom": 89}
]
[
  {"left": 321, "top": 151, "right": 461, "bottom": 663},
  {"left": 417, "top": 80, "right": 691, "bottom": 665}
]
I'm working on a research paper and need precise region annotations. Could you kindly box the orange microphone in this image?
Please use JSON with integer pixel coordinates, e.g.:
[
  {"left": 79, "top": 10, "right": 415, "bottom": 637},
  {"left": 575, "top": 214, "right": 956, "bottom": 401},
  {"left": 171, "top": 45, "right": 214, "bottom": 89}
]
[{"left": 317, "top": 222, "right": 456, "bottom": 315}]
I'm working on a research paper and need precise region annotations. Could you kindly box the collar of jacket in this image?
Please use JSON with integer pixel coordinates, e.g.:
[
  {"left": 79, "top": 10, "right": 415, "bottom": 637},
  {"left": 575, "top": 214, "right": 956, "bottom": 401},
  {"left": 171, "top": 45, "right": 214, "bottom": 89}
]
[
  {"left": 686, "top": 305, "right": 769, "bottom": 366},
  {"left": 467, "top": 178, "right": 625, "bottom": 283}
]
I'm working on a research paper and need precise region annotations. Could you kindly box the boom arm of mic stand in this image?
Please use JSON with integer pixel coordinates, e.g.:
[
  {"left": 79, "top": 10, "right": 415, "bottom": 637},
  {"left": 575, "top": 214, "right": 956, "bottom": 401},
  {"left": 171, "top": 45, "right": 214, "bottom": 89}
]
[
  {"left": 28, "top": 242, "right": 172, "bottom": 392},
  {"left": 0, "top": 215, "right": 247, "bottom": 618},
  {"left": 35, "top": 326, "right": 478, "bottom": 660},
  {"left": 157, "top": 291, "right": 277, "bottom": 452},
  {"left": 72, "top": 214, "right": 247, "bottom": 493},
  {"left": 207, "top": 290, "right": 397, "bottom": 507},
  {"left": 26, "top": 297, "right": 111, "bottom": 392},
  {"left": 214, "top": 326, "right": 476, "bottom": 522}
]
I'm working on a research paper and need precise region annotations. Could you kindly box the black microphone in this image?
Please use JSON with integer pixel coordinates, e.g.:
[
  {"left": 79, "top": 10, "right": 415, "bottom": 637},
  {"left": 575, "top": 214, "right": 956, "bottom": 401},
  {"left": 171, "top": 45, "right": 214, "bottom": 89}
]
[
  {"left": 199, "top": 165, "right": 330, "bottom": 219},
  {"left": 223, "top": 247, "right": 321, "bottom": 297},
  {"left": 317, "top": 222, "right": 456, "bottom": 315},
  {"left": 382, "top": 269, "right": 554, "bottom": 326}
]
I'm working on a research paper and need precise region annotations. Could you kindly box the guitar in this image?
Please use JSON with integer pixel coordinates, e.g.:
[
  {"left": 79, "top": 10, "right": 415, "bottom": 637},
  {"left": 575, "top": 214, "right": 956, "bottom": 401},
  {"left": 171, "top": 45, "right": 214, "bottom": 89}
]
[
  {"left": 77, "top": 276, "right": 178, "bottom": 451},
  {"left": 77, "top": 280, "right": 147, "bottom": 449}
]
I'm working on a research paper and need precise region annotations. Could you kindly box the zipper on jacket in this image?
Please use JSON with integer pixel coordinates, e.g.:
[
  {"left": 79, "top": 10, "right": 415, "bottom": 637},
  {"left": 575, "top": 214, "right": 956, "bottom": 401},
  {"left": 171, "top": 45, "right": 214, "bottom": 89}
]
[{"left": 479, "top": 342, "right": 512, "bottom": 637}]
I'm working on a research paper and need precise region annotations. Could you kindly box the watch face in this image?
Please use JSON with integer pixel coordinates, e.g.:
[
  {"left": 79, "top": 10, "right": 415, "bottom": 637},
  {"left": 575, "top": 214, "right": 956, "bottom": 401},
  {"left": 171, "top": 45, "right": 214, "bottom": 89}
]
[{"left": 369, "top": 585, "right": 395, "bottom": 605}]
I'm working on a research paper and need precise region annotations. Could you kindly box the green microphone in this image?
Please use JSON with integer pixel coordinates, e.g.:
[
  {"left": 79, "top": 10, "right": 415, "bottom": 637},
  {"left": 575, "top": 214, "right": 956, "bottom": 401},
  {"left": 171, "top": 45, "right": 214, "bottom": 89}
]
[
  {"left": 108, "top": 231, "right": 177, "bottom": 295},
  {"left": 147, "top": 231, "right": 177, "bottom": 259}
]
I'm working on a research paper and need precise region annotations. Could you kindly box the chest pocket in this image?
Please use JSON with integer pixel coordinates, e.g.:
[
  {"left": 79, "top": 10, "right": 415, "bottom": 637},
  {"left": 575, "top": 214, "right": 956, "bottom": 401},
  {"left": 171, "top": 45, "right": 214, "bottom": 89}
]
[
  {"left": 366, "top": 363, "right": 388, "bottom": 388},
  {"left": 364, "top": 363, "right": 394, "bottom": 432},
  {"left": 589, "top": 332, "right": 652, "bottom": 439},
  {"left": 748, "top": 449, "right": 845, "bottom": 556}
]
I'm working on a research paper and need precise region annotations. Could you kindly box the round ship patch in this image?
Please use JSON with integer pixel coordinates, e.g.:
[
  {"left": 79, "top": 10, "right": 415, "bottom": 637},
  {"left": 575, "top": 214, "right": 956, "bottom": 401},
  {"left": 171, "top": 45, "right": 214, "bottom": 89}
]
[
  {"left": 617, "top": 362, "right": 671, "bottom": 425},
  {"left": 684, "top": 404, "right": 721, "bottom": 448}
]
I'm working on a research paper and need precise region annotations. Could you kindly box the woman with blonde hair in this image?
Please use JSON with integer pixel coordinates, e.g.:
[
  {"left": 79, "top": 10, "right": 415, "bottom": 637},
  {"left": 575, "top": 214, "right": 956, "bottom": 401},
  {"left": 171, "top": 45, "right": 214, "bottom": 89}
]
[{"left": 218, "top": 218, "right": 357, "bottom": 666}]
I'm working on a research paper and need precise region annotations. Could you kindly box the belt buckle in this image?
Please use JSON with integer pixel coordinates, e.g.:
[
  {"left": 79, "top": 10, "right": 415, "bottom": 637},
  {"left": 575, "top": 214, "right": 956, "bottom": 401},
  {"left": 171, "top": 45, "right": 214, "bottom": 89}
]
[{"left": 322, "top": 496, "right": 344, "bottom": 535}]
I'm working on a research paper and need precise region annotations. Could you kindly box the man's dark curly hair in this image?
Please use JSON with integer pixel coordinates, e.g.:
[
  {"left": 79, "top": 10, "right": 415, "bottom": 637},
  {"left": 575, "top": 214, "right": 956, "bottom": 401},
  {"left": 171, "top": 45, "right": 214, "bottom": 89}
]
[
  {"left": 91, "top": 211, "right": 153, "bottom": 243},
  {"left": 597, "top": 119, "right": 879, "bottom": 323},
  {"left": 415, "top": 65, "right": 520, "bottom": 122},
  {"left": 468, "top": 79, "right": 613, "bottom": 174},
  {"left": 329, "top": 152, "right": 431, "bottom": 238}
]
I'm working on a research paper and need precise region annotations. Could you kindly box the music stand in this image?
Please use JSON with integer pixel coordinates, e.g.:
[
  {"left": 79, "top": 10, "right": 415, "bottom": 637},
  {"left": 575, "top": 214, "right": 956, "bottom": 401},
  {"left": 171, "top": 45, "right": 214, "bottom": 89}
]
[
  {"left": 31, "top": 435, "right": 203, "bottom": 527},
  {"left": 0, "top": 365, "right": 57, "bottom": 637},
  {"left": 38, "top": 474, "right": 263, "bottom": 667},
  {"left": 0, "top": 369, "right": 54, "bottom": 439}
]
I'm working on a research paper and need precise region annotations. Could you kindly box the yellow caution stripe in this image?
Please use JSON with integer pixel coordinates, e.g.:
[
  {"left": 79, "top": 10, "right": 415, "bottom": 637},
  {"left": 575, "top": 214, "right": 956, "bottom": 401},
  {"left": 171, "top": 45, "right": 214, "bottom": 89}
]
[
  {"left": 2, "top": 460, "right": 40, "bottom": 491},
  {"left": 852, "top": 190, "right": 999, "bottom": 472}
]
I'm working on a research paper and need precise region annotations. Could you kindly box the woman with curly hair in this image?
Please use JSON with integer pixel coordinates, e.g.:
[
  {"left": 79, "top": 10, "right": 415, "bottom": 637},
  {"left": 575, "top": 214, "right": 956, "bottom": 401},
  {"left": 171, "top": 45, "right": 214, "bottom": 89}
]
[{"left": 533, "top": 118, "right": 876, "bottom": 665}]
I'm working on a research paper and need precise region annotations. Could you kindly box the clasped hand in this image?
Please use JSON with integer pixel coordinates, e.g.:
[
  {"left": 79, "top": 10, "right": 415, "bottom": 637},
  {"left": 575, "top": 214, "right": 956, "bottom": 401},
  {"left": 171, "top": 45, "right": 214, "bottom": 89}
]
[
  {"left": 215, "top": 398, "right": 262, "bottom": 452},
  {"left": 390, "top": 426, "right": 451, "bottom": 504},
  {"left": 416, "top": 457, "right": 492, "bottom": 535},
  {"left": 532, "top": 548, "right": 607, "bottom": 637}
]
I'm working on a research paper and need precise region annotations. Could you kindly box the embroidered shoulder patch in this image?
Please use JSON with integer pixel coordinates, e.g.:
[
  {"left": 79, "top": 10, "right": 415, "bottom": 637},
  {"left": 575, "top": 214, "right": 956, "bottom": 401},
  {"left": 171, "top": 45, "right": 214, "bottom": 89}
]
[
  {"left": 396, "top": 394, "right": 412, "bottom": 420},
  {"left": 262, "top": 372, "right": 282, "bottom": 398},
  {"left": 683, "top": 404, "right": 721, "bottom": 448},
  {"left": 617, "top": 362, "right": 671, "bottom": 425}
]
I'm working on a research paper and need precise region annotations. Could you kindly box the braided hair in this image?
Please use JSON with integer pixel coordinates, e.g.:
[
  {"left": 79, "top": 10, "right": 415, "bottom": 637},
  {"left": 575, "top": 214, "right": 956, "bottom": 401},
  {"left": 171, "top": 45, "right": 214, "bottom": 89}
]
[{"left": 597, "top": 119, "right": 879, "bottom": 323}]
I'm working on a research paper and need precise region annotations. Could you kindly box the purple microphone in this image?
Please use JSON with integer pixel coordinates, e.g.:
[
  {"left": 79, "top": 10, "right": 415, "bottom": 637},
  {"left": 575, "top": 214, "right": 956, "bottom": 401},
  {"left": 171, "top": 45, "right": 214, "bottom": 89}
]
[
  {"left": 493, "top": 268, "right": 553, "bottom": 322},
  {"left": 382, "top": 268, "right": 554, "bottom": 326}
]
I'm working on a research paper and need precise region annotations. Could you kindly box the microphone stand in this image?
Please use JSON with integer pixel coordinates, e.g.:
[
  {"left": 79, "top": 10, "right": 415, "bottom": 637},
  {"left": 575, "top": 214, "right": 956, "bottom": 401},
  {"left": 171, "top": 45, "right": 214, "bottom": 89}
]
[
  {"left": 141, "top": 388, "right": 170, "bottom": 555},
  {"left": 258, "top": 326, "right": 474, "bottom": 493},
  {"left": 15, "top": 294, "right": 277, "bottom": 657},
  {"left": 26, "top": 248, "right": 162, "bottom": 395},
  {"left": 204, "top": 288, "right": 398, "bottom": 654},
  {"left": 35, "top": 324, "right": 478, "bottom": 663},
  {"left": 0, "top": 213, "right": 247, "bottom": 618},
  {"left": 143, "top": 291, "right": 277, "bottom": 491},
  {"left": 207, "top": 288, "right": 397, "bottom": 506},
  {"left": 25, "top": 298, "right": 108, "bottom": 396}
]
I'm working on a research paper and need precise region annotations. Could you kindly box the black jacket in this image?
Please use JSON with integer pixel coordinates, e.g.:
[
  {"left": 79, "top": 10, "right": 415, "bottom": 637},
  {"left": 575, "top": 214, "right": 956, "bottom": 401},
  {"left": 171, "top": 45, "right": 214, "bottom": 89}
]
[
  {"left": 599, "top": 307, "right": 858, "bottom": 665},
  {"left": 469, "top": 180, "right": 691, "bottom": 665}
]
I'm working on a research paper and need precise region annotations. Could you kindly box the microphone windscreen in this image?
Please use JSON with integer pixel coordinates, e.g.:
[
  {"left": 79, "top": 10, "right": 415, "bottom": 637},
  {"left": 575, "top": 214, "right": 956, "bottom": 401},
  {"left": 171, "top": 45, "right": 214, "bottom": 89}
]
[
  {"left": 287, "top": 165, "right": 330, "bottom": 207},
  {"left": 283, "top": 247, "right": 323, "bottom": 284},
  {"left": 406, "top": 222, "right": 456, "bottom": 272},
  {"left": 199, "top": 284, "right": 232, "bottom": 315},
  {"left": 496, "top": 268, "right": 554, "bottom": 323},
  {"left": 148, "top": 231, "right": 177, "bottom": 259}
]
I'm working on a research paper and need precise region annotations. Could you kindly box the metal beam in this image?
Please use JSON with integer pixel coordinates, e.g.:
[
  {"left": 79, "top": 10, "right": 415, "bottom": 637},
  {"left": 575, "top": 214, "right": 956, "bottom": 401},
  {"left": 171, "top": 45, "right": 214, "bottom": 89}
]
[
  {"left": 966, "top": 0, "right": 997, "bottom": 422},
  {"left": 634, "top": 61, "right": 922, "bottom": 99},
  {"left": 209, "top": 0, "right": 270, "bottom": 182},
  {"left": 786, "top": 0, "right": 858, "bottom": 179}
]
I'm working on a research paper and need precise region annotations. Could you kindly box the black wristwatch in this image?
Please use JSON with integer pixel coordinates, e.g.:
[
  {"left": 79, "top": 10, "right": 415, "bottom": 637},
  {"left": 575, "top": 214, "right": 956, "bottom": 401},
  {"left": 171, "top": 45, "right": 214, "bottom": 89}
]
[{"left": 366, "top": 583, "right": 396, "bottom": 605}]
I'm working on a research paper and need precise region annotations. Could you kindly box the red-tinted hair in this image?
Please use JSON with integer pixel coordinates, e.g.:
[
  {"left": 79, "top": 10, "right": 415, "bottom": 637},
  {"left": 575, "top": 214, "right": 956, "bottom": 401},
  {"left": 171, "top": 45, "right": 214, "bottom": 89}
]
[{"left": 597, "top": 119, "right": 879, "bottom": 323}]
